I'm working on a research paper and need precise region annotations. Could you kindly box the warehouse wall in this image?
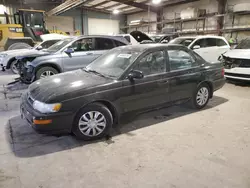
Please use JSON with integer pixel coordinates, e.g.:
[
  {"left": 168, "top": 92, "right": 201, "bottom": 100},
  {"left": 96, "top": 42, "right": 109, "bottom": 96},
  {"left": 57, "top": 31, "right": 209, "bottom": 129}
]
[
  {"left": 163, "top": 0, "right": 218, "bottom": 33},
  {"left": 127, "top": 12, "right": 157, "bottom": 33},
  {"left": 127, "top": 0, "right": 250, "bottom": 41}
]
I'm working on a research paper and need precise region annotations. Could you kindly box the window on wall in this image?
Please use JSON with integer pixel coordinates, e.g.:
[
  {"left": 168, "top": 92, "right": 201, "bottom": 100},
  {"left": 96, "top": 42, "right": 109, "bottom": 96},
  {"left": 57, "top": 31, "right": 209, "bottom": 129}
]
[
  {"left": 132, "top": 51, "right": 166, "bottom": 76},
  {"left": 168, "top": 50, "right": 197, "bottom": 71}
]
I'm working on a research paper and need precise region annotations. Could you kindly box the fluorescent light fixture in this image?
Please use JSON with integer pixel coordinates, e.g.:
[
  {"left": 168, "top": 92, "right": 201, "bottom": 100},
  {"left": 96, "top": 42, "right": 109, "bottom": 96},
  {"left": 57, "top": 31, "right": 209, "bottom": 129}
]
[
  {"left": 152, "top": 0, "right": 162, "bottom": 4},
  {"left": 113, "top": 9, "right": 119, "bottom": 14}
]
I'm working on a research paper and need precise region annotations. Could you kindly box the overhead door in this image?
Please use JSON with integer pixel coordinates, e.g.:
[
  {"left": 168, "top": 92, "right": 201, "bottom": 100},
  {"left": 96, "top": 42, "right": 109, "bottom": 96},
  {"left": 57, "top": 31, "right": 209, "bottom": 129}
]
[{"left": 88, "top": 18, "right": 119, "bottom": 35}]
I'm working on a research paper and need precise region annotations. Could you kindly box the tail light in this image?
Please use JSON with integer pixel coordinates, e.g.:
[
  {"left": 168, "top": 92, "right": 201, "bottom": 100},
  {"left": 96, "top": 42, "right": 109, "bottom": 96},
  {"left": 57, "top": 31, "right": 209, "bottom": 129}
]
[{"left": 222, "top": 68, "right": 225, "bottom": 77}]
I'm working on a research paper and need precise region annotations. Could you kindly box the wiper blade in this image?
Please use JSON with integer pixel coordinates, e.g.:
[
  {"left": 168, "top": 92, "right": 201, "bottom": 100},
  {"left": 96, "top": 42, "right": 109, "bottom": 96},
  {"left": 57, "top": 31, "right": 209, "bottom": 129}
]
[{"left": 86, "top": 69, "right": 106, "bottom": 78}]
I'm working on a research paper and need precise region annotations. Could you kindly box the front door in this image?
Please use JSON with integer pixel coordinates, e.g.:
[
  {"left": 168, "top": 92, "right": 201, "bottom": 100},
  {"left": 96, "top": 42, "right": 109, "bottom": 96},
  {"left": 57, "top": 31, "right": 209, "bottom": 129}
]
[
  {"left": 167, "top": 47, "right": 202, "bottom": 102},
  {"left": 62, "top": 38, "right": 99, "bottom": 71},
  {"left": 119, "top": 50, "right": 170, "bottom": 113}
]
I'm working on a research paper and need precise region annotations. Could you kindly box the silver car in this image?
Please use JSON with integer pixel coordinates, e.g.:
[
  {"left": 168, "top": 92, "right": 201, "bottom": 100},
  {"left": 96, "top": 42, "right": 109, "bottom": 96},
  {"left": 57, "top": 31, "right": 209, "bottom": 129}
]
[
  {"left": 0, "top": 39, "right": 62, "bottom": 74},
  {"left": 18, "top": 35, "right": 129, "bottom": 83}
]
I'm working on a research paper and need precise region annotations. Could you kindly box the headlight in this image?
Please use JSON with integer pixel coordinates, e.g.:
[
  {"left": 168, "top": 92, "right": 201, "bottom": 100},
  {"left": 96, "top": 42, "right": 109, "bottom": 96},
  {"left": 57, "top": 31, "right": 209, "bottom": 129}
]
[
  {"left": 33, "top": 100, "right": 61, "bottom": 113},
  {"left": 0, "top": 54, "right": 7, "bottom": 58}
]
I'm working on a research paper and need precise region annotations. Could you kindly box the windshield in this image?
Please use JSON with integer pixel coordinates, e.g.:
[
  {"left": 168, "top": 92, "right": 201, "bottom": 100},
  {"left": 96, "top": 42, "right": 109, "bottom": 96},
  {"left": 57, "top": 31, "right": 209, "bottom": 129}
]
[
  {"left": 169, "top": 38, "right": 195, "bottom": 47},
  {"left": 235, "top": 39, "right": 250, "bottom": 49},
  {"left": 86, "top": 48, "right": 140, "bottom": 78},
  {"left": 24, "top": 12, "right": 44, "bottom": 28},
  {"left": 46, "top": 39, "right": 73, "bottom": 52}
]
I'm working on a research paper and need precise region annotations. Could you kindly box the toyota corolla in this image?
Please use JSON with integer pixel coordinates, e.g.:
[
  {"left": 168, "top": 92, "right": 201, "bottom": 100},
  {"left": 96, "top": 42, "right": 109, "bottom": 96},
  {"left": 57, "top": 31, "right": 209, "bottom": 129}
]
[{"left": 20, "top": 44, "right": 225, "bottom": 140}]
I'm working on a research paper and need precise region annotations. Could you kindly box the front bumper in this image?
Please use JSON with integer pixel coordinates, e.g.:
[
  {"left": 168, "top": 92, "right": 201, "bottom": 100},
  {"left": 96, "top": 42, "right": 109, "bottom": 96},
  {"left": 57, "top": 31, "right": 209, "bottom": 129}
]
[
  {"left": 225, "top": 68, "right": 250, "bottom": 81},
  {"left": 18, "top": 61, "right": 36, "bottom": 84},
  {"left": 20, "top": 93, "right": 74, "bottom": 134},
  {"left": 1, "top": 64, "right": 5, "bottom": 71}
]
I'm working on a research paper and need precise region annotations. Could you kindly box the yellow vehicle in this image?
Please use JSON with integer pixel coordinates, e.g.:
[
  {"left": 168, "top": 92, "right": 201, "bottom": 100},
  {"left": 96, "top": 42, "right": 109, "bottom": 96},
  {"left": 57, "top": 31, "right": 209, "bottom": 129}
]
[{"left": 0, "top": 9, "right": 50, "bottom": 51}]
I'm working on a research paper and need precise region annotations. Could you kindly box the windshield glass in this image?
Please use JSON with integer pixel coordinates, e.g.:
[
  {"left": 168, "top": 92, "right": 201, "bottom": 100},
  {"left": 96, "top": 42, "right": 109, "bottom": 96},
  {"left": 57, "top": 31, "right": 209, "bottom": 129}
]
[
  {"left": 169, "top": 38, "right": 195, "bottom": 47},
  {"left": 24, "top": 12, "right": 44, "bottom": 28},
  {"left": 235, "top": 39, "right": 250, "bottom": 49},
  {"left": 46, "top": 39, "right": 73, "bottom": 52},
  {"left": 86, "top": 48, "right": 141, "bottom": 78}
]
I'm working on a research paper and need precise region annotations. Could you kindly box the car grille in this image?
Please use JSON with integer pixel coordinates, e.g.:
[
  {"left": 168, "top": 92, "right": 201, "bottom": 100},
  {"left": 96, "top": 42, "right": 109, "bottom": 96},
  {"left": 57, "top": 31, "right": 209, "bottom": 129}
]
[
  {"left": 225, "top": 72, "right": 250, "bottom": 78},
  {"left": 224, "top": 58, "right": 250, "bottom": 68}
]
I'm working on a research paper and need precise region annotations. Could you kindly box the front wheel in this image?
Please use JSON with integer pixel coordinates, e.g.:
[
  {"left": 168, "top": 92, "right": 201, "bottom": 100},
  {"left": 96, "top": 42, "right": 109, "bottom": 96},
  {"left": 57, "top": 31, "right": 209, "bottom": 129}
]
[
  {"left": 72, "top": 103, "right": 113, "bottom": 140},
  {"left": 189, "top": 83, "right": 210, "bottom": 109},
  {"left": 10, "top": 59, "right": 19, "bottom": 74},
  {"left": 36, "top": 66, "right": 59, "bottom": 80}
]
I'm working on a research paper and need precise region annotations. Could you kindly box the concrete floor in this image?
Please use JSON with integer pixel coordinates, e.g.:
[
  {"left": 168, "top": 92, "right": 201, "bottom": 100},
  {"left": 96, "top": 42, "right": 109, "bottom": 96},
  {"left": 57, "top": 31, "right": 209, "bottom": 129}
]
[{"left": 0, "top": 72, "right": 250, "bottom": 188}]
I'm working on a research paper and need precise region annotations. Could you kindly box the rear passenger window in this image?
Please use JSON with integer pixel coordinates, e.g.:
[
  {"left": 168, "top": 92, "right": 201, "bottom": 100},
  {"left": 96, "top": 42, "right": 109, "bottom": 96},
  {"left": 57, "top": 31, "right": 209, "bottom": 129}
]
[
  {"left": 113, "top": 40, "right": 126, "bottom": 47},
  {"left": 206, "top": 38, "right": 217, "bottom": 47},
  {"left": 133, "top": 51, "right": 165, "bottom": 76},
  {"left": 216, "top": 39, "right": 227, "bottom": 46},
  {"left": 168, "top": 50, "right": 197, "bottom": 71},
  {"left": 95, "top": 38, "right": 115, "bottom": 50}
]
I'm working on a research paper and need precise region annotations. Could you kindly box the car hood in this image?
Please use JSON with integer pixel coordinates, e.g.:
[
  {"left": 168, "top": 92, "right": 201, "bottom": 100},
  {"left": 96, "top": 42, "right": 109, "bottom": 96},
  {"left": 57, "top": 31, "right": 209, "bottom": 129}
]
[
  {"left": 223, "top": 49, "right": 250, "bottom": 59},
  {"left": 130, "top": 31, "right": 153, "bottom": 43},
  {"left": 16, "top": 50, "right": 51, "bottom": 59},
  {"left": 1, "top": 48, "right": 34, "bottom": 56},
  {"left": 29, "top": 69, "right": 113, "bottom": 103}
]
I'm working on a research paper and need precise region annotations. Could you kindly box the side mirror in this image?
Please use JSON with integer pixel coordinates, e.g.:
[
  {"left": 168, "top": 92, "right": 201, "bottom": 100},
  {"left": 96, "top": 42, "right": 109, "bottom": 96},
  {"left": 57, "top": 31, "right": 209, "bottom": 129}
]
[
  {"left": 36, "top": 46, "right": 43, "bottom": 50},
  {"left": 193, "top": 45, "right": 201, "bottom": 49},
  {"left": 64, "top": 48, "right": 74, "bottom": 54},
  {"left": 128, "top": 70, "right": 144, "bottom": 80}
]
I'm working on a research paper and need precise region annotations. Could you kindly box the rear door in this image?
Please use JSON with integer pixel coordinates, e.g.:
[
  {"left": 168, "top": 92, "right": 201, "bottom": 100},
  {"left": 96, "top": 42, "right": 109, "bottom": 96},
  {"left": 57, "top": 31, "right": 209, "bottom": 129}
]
[
  {"left": 61, "top": 37, "right": 97, "bottom": 71},
  {"left": 191, "top": 38, "right": 228, "bottom": 63},
  {"left": 167, "top": 46, "right": 202, "bottom": 102}
]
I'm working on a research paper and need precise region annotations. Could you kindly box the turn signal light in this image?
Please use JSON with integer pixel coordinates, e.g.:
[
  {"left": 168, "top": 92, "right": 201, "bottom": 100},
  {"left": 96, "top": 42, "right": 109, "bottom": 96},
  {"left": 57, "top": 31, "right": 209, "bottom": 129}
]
[{"left": 33, "top": 119, "right": 52, "bottom": 125}]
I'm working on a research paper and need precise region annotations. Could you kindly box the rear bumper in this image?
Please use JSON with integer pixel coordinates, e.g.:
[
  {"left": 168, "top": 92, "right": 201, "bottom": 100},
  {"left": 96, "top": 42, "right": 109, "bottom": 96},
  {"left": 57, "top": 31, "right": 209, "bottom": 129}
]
[
  {"left": 213, "top": 77, "right": 226, "bottom": 92},
  {"left": 20, "top": 93, "right": 74, "bottom": 134}
]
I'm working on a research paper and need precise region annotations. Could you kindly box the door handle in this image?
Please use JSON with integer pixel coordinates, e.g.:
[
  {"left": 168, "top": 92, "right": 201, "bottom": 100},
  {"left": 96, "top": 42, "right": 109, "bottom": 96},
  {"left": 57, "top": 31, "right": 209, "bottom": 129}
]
[{"left": 86, "top": 52, "right": 93, "bottom": 55}]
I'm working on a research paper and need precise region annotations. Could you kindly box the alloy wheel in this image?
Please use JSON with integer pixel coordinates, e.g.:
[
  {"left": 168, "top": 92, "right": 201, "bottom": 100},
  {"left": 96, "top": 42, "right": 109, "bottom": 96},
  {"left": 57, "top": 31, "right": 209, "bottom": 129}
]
[
  {"left": 196, "top": 87, "right": 209, "bottom": 106},
  {"left": 78, "top": 111, "right": 107, "bottom": 137},
  {"left": 40, "top": 71, "right": 55, "bottom": 79}
]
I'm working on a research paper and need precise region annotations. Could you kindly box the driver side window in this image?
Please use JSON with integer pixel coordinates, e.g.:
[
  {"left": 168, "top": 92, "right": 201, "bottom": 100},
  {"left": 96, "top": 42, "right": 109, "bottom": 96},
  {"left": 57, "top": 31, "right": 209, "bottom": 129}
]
[
  {"left": 70, "top": 38, "right": 93, "bottom": 52},
  {"left": 132, "top": 51, "right": 165, "bottom": 76}
]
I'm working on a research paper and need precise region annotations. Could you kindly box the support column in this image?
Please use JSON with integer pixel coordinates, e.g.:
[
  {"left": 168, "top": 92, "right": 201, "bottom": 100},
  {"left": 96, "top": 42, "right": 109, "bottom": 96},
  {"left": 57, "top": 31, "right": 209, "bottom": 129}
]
[
  {"left": 156, "top": 8, "right": 163, "bottom": 33},
  {"left": 217, "top": 0, "right": 226, "bottom": 36}
]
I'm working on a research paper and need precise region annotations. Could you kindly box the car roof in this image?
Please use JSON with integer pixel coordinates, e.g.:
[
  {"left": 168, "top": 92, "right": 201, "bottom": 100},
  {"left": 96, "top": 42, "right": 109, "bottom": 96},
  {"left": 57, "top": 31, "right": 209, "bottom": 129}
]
[
  {"left": 176, "top": 35, "right": 226, "bottom": 39},
  {"left": 116, "top": 44, "right": 184, "bottom": 52}
]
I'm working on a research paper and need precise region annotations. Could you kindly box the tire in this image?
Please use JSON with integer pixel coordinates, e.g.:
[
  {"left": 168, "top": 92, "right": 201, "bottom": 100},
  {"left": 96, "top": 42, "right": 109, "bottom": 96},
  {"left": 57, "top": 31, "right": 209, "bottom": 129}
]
[
  {"left": 189, "top": 83, "right": 210, "bottom": 109},
  {"left": 8, "top": 42, "right": 31, "bottom": 50},
  {"left": 72, "top": 103, "right": 113, "bottom": 140},
  {"left": 36, "top": 66, "right": 59, "bottom": 80},
  {"left": 10, "top": 59, "right": 19, "bottom": 74}
]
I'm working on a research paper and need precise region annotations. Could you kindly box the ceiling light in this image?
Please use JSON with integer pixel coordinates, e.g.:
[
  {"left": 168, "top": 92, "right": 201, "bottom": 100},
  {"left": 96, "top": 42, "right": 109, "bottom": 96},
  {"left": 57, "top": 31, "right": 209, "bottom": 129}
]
[
  {"left": 113, "top": 9, "right": 119, "bottom": 14},
  {"left": 152, "top": 0, "right": 162, "bottom": 4}
]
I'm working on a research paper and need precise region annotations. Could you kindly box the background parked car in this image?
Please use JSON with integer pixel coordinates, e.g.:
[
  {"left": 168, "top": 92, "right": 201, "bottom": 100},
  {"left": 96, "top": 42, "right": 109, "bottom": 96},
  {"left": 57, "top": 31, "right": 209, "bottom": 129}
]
[
  {"left": 169, "top": 35, "right": 230, "bottom": 63},
  {"left": 20, "top": 44, "right": 225, "bottom": 140},
  {"left": 18, "top": 35, "right": 129, "bottom": 83},
  {"left": 0, "top": 39, "right": 64, "bottom": 74},
  {"left": 221, "top": 38, "right": 250, "bottom": 81},
  {"left": 0, "top": 34, "right": 69, "bottom": 74}
]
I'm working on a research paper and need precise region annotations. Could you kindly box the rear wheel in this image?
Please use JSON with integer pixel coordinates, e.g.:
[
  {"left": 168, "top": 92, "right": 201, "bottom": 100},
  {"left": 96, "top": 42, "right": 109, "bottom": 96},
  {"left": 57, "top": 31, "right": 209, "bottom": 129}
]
[
  {"left": 189, "top": 83, "right": 210, "bottom": 109},
  {"left": 36, "top": 66, "right": 58, "bottom": 80},
  {"left": 72, "top": 103, "right": 113, "bottom": 140}
]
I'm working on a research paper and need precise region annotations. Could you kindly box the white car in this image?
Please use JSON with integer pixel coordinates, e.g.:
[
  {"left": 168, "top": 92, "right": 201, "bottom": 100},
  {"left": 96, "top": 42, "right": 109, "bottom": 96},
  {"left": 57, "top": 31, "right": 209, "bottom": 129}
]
[
  {"left": 0, "top": 34, "right": 69, "bottom": 74},
  {"left": 221, "top": 38, "right": 250, "bottom": 81},
  {"left": 169, "top": 35, "right": 230, "bottom": 63}
]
